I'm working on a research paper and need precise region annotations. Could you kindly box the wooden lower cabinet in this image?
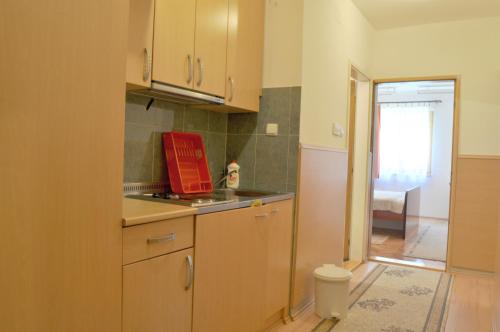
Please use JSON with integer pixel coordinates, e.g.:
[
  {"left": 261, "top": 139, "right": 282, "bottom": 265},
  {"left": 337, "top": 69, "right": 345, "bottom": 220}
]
[
  {"left": 123, "top": 248, "right": 194, "bottom": 332},
  {"left": 193, "top": 199, "right": 293, "bottom": 332},
  {"left": 263, "top": 200, "right": 293, "bottom": 321}
]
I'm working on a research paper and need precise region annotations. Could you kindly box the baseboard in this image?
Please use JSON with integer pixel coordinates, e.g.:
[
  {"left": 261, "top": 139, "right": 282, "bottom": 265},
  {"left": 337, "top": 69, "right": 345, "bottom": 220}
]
[
  {"left": 290, "top": 299, "right": 314, "bottom": 321},
  {"left": 447, "top": 266, "right": 494, "bottom": 277},
  {"left": 369, "top": 256, "right": 445, "bottom": 272},
  {"left": 342, "top": 260, "right": 362, "bottom": 272},
  {"left": 458, "top": 154, "right": 500, "bottom": 160},
  {"left": 407, "top": 215, "right": 449, "bottom": 221}
]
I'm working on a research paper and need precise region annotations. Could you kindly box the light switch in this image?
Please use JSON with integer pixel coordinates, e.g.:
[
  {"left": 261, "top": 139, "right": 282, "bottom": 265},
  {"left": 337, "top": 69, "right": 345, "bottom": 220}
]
[
  {"left": 332, "top": 122, "right": 345, "bottom": 137},
  {"left": 266, "top": 123, "right": 279, "bottom": 136}
]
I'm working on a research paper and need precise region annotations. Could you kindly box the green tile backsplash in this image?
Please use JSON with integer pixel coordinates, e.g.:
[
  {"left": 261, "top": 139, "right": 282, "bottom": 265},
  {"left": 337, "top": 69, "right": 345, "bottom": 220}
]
[
  {"left": 226, "top": 87, "right": 301, "bottom": 193},
  {"left": 124, "top": 95, "right": 228, "bottom": 184},
  {"left": 124, "top": 86, "right": 301, "bottom": 193}
]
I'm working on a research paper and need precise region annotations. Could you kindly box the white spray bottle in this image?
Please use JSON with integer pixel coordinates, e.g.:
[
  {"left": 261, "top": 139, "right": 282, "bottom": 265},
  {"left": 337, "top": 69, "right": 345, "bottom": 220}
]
[{"left": 226, "top": 160, "right": 240, "bottom": 189}]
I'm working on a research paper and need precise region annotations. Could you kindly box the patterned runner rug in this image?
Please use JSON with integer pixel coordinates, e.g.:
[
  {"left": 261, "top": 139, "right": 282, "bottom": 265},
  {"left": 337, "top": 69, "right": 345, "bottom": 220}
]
[{"left": 312, "top": 264, "right": 453, "bottom": 332}]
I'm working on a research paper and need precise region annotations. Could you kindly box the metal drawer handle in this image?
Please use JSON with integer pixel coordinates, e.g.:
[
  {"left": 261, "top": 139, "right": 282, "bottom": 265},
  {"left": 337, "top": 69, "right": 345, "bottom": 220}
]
[
  {"left": 255, "top": 213, "right": 270, "bottom": 219},
  {"left": 146, "top": 232, "right": 176, "bottom": 244},
  {"left": 270, "top": 208, "right": 280, "bottom": 214},
  {"left": 186, "top": 54, "right": 193, "bottom": 84},
  {"left": 143, "top": 48, "right": 151, "bottom": 82},
  {"left": 196, "top": 58, "right": 204, "bottom": 87},
  {"left": 228, "top": 76, "right": 235, "bottom": 102},
  {"left": 185, "top": 255, "right": 193, "bottom": 290}
]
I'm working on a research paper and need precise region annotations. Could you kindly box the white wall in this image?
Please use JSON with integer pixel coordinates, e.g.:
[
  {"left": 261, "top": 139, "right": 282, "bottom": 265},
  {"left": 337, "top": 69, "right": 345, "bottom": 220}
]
[
  {"left": 266, "top": 3, "right": 500, "bottom": 265},
  {"left": 375, "top": 90, "right": 454, "bottom": 220},
  {"left": 300, "top": 0, "right": 375, "bottom": 148},
  {"left": 262, "top": 0, "right": 303, "bottom": 88},
  {"left": 300, "top": 0, "right": 375, "bottom": 262},
  {"left": 372, "top": 18, "right": 500, "bottom": 155}
]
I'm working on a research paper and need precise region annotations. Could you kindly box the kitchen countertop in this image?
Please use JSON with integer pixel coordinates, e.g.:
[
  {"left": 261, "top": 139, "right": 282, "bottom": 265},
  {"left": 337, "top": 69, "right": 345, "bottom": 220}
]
[
  {"left": 127, "top": 189, "right": 295, "bottom": 215},
  {"left": 122, "top": 198, "right": 198, "bottom": 227},
  {"left": 193, "top": 191, "right": 295, "bottom": 214}
]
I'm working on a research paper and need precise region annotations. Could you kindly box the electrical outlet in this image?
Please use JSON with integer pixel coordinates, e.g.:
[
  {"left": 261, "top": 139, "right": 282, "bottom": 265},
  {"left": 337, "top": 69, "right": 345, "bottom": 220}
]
[
  {"left": 266, "top": 123, "right": 279, "bottom": 136},
  {"left": 332, "top": 122, "right": 345, "bottom": 137}
]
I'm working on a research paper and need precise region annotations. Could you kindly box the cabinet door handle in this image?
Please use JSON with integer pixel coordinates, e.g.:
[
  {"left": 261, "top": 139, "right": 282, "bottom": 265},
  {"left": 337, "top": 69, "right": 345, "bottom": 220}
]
[
  {"left": 146, "top": 232, "right": 176, "bottom": 244},
  {"left": 143, "top": 48, "right": 151, "bottom": 82},
  {"left": 228, "top": 76, "right": 235, "bottom": 102},
  {"left": 186, "top": 54, "right": 193, "bottom": 84},
  {"left": 185, "top": 255, "right": 194, "bottom": 290},
  {"left": 270, "top": 208, "right": 280, "bottom": 214},
  {"left": 255, "top": 213, "right": 270, "bottom": 219},
  {"left": 196, "top": 58, "right": 204, "bottom": 87}
]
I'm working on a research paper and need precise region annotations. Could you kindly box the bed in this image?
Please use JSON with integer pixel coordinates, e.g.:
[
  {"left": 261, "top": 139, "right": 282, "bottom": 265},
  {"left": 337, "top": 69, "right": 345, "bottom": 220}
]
[{"left": 372, "top": 187, "right": 420, "bottom": 239}]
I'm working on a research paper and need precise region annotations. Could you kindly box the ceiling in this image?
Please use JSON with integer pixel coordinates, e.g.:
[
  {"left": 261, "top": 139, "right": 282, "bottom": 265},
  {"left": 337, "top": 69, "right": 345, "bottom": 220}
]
[{"left": 351, "top": 0, "right": 500, "bottom": 30}]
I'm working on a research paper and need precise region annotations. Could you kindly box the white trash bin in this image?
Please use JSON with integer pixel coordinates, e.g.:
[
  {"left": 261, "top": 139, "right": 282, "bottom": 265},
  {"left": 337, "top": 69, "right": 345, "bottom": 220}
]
[{"left": 313, "top": 264, "right": 353, "bottom": 319}]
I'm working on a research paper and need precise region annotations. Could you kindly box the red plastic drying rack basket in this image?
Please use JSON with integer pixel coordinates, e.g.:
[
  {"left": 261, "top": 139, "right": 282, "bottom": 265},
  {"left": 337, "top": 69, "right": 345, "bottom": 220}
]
[{"left": 162, "top": 132, "right": 213, "bottom": 194}]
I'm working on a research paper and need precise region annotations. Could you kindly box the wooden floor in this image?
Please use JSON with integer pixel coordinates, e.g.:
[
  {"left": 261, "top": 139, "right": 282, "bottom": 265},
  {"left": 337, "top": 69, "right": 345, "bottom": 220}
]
[
  {"left": 270, "top": 262, "right": 495, "bottom": 332},
  {"left": 370, "top": 217, "right": 447, "bottom": 270}
]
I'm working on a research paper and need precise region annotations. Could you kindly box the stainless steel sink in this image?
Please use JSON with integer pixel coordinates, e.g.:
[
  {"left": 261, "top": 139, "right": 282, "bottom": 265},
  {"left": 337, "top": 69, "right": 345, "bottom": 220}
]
[
  {"left": 127, "top": 188, "right": 294, "bottom": 214},
  {"left": 217, "top": 189, "right": 275, "bottom": 197}
]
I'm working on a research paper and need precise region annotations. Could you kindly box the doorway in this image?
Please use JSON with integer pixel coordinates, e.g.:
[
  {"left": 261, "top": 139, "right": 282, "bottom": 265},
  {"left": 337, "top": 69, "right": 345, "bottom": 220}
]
[{"left": 368, "top": 78, "right": 459, "bottom": 270}]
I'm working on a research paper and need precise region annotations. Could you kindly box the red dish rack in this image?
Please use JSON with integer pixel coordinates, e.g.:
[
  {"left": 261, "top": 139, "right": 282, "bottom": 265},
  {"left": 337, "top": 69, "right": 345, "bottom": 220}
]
[{"left": 162, "top": 132, "right": 213, "bottom": 194}]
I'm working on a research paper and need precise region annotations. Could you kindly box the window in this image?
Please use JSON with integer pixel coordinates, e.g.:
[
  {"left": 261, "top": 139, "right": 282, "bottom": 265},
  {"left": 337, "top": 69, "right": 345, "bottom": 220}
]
[{"left": 378, "top": 103, "right": 434, "bottom": 182}]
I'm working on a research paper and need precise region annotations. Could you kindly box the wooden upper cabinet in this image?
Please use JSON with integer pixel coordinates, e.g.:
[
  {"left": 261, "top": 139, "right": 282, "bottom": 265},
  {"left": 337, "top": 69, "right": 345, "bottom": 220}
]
[
  {"left": 153, "top": 0, "right": 196, "bottom": 89},
  {"left": 127, "top": 0, "right": 264, "bottom": 111},
  {"left": 193, "top": 0, "right": 229, "bottom": 97},
  {"left": 225, "top": 0, "right": 264, "bottom": 112},
  {"left": 126, "top": 0, "right": 155, "bottom": 89}
]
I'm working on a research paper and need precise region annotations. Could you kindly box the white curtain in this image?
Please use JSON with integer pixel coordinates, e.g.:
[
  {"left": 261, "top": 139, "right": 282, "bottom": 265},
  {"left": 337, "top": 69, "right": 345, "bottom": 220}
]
[{"left": 379, "top": 103, "right": 433, "bottom": 182}]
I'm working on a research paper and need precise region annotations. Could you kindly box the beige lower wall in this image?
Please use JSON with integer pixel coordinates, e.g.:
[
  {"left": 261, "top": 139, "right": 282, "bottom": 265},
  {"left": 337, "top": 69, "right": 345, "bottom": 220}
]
[
  {"left": 495, "top": 200, "right": 500, "bottom": 331},
  {"left": 291, "top": 145, "right": 347, "bottom": 315},
  {"left": 449, "top": 156, "right": 500, "bottom": 272}
]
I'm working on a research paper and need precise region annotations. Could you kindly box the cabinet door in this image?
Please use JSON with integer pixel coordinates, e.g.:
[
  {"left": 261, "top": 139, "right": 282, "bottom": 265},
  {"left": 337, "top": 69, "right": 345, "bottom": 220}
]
[
  {"left": 225, "top": 0, "right": 265, "bottom": 112},
  {"left": 126, "top": 0, "right": 154, "bottom": 88},
  {"left": 193, "top": 0, "right": 229, "bottom": 97},
  {"left": 263, "top": 199, "right": 293, "bottom": 322},
  {"left": 123, "top": 248, "right": 194, "bottom": 332},
  {"left": 153, "top": 0, "right": 196, "bottom": 89},
  {"left": 193, "top": 206, "right": 267, "bottom": 332}
]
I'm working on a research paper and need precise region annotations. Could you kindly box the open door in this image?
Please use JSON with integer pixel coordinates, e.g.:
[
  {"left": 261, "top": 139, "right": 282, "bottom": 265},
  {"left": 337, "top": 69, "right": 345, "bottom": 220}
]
[
  {"left": 344, "top": 67, "right": 370, "bottom": 261},
  {"left": 344, "top": 79, "right": 357, "bottom": 261}
]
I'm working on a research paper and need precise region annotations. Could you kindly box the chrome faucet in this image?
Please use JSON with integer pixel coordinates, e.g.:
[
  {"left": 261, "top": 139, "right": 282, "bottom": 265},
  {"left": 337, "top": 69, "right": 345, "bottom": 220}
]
[{"left": 214, "top": 169, "right": 238, "bottom": 188}]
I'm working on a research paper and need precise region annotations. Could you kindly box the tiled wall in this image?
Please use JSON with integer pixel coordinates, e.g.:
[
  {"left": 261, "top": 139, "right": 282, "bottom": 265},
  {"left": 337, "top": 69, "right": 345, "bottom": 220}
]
[
  {"left": 124, "top": 95, "right": 228, "bottom": 184},
  {"left": 226, "top": 87, "right": 301, "bottom": 192},
  {"left": 124, "top": 87, "right": 301, "bottom": 193}
]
